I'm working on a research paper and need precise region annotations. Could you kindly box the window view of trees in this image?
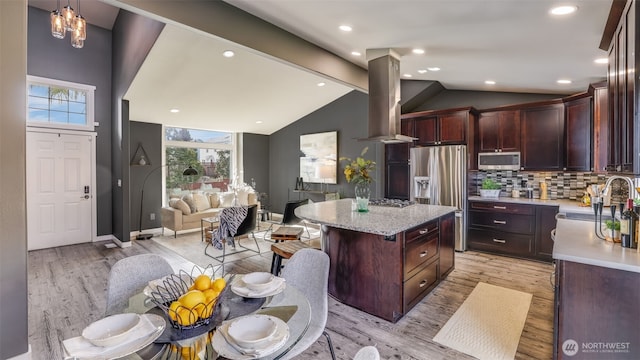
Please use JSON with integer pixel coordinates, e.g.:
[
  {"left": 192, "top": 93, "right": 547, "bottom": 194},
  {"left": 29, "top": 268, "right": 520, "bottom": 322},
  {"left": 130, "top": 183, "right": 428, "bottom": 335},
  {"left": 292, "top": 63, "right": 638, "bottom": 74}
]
[{"left": 165, "top": 127, "right": 233, "bottom": 196}]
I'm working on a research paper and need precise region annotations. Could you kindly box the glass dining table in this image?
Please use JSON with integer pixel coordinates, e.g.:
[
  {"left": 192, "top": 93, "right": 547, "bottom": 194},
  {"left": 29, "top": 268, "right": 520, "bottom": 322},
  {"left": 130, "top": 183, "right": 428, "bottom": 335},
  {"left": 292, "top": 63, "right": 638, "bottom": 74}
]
[{"left": 120, "top": 279, "right": 311, "bottom": 360}]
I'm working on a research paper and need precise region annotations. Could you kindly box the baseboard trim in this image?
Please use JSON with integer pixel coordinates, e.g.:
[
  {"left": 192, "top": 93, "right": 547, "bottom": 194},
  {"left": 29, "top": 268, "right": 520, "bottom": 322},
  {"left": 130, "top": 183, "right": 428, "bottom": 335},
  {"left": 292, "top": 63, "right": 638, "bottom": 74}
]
[
  {"left": 96, "top": 234, "right": 131, "bottom": 248},
  {"left": 7, "top": 345, "right": 31, "bottom": 360}
]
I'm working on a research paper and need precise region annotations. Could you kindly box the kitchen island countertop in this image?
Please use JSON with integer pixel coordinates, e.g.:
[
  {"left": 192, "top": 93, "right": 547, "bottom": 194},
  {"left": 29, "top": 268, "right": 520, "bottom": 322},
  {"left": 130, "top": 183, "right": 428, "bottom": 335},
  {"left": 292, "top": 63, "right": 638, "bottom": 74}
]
[
  {"left": 295, "top": 198, "right": 456, "bottom": 236},
  {"left": 553, "top": 217, "right": 640, "bottom": 273}
]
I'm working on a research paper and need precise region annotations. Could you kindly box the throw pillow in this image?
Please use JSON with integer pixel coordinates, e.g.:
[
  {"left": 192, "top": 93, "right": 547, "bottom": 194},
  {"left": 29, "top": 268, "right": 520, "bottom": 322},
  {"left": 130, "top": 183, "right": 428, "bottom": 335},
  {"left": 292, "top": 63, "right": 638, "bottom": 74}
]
[
  {"left": 169, "top": 198, "right": 191, "bottom": 215},
  {"left": 247, "top": 192, "right": 257, "bottom": 205},
  {"left": 237, "top": 189, "right": 250, "bottom": 206},
  {"left": 209, "top": 193, "right": 220, "bottom": 208},
  {"left": 193, "top": 193, "right": 211, "bottom": 212},
  {"left": 182, "top": 194, "right": 197, "bottom": 213},
  {"left": 219, "top": 192, "right": 236, "bottom": 207}
]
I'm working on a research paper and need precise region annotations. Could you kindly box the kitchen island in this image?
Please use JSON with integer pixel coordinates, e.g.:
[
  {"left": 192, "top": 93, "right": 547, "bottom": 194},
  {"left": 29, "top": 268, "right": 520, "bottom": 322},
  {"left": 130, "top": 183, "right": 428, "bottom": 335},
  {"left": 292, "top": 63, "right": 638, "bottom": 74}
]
[
  {"left": 296, "top": 199, "right": 456, "bottom": 322},
  {"left": 553, "top": 218, "right": 640, "bottom": 359}
]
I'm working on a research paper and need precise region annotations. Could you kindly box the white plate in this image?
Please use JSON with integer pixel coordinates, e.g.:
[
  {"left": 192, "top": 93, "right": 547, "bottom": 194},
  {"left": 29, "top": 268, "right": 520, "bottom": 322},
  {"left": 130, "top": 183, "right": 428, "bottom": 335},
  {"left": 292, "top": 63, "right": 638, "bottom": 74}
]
[
  {"left": 63, "top": 314, "right": 166, "bottom": 360},
  {"left": 230, "top": 277, "right": 286, "bottom": 298},
  {"left": 82, "top": 313, "right": 141, "bottom": 347},
  {"left": 213, "top": 315, "right": 289, "bottom": 360}
]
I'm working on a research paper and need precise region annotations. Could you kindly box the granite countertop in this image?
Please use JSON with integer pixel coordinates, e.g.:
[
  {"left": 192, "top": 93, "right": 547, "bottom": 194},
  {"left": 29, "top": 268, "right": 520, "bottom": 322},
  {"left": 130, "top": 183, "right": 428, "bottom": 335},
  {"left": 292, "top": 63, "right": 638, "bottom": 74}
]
[
  {"left": 295, "top": 199, "right": 456, "bottom": 236},
  {"left": 468, "top": 195, "right": 592, "bottom": 215},
  {"left": 553, "top": 218, "right": 640, "bottom": 273}
]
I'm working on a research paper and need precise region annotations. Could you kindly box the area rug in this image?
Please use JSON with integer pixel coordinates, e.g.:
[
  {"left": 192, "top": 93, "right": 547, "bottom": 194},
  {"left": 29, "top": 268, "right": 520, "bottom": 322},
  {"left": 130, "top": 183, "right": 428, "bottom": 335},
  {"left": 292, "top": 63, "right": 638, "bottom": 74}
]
[
  {"left": 432, "top": 282, "right": 532, "bottom": 360},
  {"left": 152, "top": 223, "right": 320, "bottom": 269}
]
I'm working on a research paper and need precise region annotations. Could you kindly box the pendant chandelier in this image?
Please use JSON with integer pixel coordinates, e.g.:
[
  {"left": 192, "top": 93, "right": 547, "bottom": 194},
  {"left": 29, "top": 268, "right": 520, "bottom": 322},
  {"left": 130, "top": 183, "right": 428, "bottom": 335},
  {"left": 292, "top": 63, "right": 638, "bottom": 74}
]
[{"left": 50, "top": 0, "right": 87, "bottom": 48}]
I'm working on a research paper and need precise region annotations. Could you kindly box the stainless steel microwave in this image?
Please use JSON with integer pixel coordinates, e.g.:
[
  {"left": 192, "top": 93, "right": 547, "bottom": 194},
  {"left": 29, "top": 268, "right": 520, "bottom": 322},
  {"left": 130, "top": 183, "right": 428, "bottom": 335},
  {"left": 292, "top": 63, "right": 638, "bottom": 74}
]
[{"left": 478, "top": 152, "right": 521, "bottom": 170}]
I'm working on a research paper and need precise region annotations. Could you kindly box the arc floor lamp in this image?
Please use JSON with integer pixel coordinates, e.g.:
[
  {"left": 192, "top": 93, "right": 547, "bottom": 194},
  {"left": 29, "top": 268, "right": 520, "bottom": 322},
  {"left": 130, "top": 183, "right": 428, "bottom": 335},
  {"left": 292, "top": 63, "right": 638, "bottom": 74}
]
[{"left": 136, "top": 165, "right": 198, "bottom": 240}]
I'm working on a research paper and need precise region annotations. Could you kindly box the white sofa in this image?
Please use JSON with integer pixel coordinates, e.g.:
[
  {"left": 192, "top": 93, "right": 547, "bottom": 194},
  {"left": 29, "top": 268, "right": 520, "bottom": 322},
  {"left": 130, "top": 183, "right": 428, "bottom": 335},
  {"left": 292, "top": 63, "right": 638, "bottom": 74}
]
[{"left": 161, "top": 188, "right": 258, "bottom": 237}]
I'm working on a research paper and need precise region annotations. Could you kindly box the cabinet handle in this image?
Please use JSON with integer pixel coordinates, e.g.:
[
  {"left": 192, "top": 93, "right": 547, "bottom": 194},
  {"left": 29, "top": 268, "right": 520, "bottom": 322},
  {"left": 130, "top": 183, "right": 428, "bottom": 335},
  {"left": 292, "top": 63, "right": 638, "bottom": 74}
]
[
  {"left": 419, "top": 251, "right": 428, "bottom": 258},
  {"left": 492, "top": 238, "right": 506, "bottom": 244},
  {"left": 493, "top": 220, "right": 507, "bottom": 224},
  {"left": 419, "top": 279, "right": 428, "bottom": 288},
  {"left": 419, "top": 227, "right": 434, "bottom": 234},
  {"left": 493, "top": 205, "right": 506, "bottom": 209}
]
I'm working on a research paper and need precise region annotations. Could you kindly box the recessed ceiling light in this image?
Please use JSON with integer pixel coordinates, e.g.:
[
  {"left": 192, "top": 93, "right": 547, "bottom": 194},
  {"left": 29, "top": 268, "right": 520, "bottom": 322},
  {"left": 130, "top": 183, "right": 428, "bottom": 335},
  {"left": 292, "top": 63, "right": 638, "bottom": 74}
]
[
  {"left": 222, "top": 50, "right": 235, "bottom": 58},
  {"left": 351, "top": 51, "right": 361, "bottom": 56},
  {"left": 317, "top": 82, "right": 326, "bottom": 87},
  {"left": 256, "top": 121, "right": 263, "bottom": 124},
  {"left": 412, "top": 48, "right": 425, "bottom": 55},
  {"left": 557, "top": 79, "right": 572, "bottom": 84},
  {"left": 403, "top": 74, "right": 413, "bottom": 78},
  {"left": 169, "top": 108, "right": 180, "bottom": 113},
  {"left": 339, "top": 25, "right": 352, "bottom": 32},
  {"left": 418, "top": 69, "right": 427, "bottom": 74},
  {"left": 594, "top": 58, "right": 608, "bottom": 64},
  {"left": 485, "top": 80, "right": 496, "bottom": 85},
  {"left": 427, "top": 67, "right": 441, "bottom": 71},
  {"left": 550, "top": 5, "right": 578, "bottom": 15}
]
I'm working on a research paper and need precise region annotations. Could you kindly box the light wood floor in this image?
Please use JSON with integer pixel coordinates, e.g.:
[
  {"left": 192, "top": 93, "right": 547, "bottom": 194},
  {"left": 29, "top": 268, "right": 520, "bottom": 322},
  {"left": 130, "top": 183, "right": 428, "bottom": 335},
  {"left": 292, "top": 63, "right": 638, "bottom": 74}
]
[{"left": 27, "top": 239, "right": 554, "bottom": 360}]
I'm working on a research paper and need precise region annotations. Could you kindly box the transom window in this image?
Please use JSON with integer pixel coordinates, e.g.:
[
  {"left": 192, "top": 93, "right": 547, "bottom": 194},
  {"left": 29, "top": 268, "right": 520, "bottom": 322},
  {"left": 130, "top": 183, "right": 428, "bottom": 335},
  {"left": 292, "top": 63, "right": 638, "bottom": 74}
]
[{"left": 27, "top": 76, "right": 95, "bottom": 131}]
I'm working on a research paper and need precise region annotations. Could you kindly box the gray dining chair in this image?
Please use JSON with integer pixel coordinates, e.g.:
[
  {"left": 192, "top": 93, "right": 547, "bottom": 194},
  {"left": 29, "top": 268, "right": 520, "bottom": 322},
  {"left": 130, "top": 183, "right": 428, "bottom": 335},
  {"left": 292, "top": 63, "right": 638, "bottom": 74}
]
[
  {"left": 105, "top": 254, "right": 174, "bottom": 316},
  {"left": 280, "top": 248, "right": 335, "bottom": 360},
  {"left": 353, "top": 346, "right": 380, "bottom": 360}
]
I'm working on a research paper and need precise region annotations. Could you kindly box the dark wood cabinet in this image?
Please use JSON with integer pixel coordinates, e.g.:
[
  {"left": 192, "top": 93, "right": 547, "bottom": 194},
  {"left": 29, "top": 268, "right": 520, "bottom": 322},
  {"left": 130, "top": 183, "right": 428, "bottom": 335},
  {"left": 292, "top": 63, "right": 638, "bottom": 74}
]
[
  {"left": 468, "top": 200, "right": 554, "bottom": 262},
  {"left": 605, "top": 0, "right": 637, "bottom": 174},
  {"left": 477, "top": 110, "right": 521, "bottom": 153},
  {"left": 554, "top": 260, "right": 640, "bottom": 359},
  {"left": 521, "top": 102, "right": 565, "bottom": 170},
  {"left": 534, "top": 205, "right": 558, "bottom": 261},
  {"left": 325, "top": 211, "right": 456, "bottom": 322},
  {"left": 564, "top": 95, "right": 593, "bottom": 171},
  {"left": 401, "top": 107, "right": 477, "bottom": 146},
  {"left": 384, "top": 143, "right": 410, "bottom": 200},
  {"left": 591, "top": 82, "right": 609, "bottom": 173}
]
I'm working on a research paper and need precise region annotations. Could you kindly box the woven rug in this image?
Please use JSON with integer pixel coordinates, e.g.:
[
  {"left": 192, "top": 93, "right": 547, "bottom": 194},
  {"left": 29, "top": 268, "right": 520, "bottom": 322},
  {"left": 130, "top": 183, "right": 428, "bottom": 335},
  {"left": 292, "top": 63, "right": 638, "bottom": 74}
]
[
  {"left": 152, "top": 223, "right": 320, "bottom": 268},
  {"left": 433, "top": 282, "right": 532, "bottom": 360}
]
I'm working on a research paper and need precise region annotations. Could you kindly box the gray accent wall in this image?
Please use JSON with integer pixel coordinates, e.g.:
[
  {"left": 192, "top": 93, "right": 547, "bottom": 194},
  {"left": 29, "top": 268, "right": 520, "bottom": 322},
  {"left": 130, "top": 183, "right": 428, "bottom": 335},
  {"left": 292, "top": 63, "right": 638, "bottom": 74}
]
[
  {"left": 268, "top": 90, "right": 384, "bottom": 214},
  {"left": 111, "top": 11, "right": 164, "bottom": 242},
  {"left": 27, "top": 6, "right": 113, "bottom": 236},
  {"left": 130, "top": 121, "right": 163, "bottom": 231},
  {"left": 243, "top": 133, "right": 270, "bottom": 206},
  {"left": 1, "top": 0, "right": 28, "bottom": 358}
]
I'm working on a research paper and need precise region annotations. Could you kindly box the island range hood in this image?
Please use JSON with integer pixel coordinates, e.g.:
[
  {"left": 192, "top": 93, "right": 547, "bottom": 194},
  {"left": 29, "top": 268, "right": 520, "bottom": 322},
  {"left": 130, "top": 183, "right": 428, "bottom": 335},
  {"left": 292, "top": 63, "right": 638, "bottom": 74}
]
[{"left": 362, "top": 49, "right": 416, "bottom": 143}]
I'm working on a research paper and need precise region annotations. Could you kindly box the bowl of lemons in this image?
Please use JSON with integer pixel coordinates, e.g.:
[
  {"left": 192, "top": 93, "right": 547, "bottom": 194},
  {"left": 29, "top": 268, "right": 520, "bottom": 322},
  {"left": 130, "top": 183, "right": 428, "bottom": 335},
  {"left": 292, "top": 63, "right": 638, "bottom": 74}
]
[{"left": 150, "top": 265, "right": 229, "bottom": 330}]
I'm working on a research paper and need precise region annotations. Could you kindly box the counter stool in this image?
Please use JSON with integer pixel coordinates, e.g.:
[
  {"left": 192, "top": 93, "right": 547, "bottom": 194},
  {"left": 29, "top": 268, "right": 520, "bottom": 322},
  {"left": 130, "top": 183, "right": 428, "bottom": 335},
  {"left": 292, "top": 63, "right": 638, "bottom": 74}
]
[
  {"left": 270, "top": 226, "right": 304, "bottom": 242},
  {"left": 270, "top": 240, "right": 319, "bottom": 275}
]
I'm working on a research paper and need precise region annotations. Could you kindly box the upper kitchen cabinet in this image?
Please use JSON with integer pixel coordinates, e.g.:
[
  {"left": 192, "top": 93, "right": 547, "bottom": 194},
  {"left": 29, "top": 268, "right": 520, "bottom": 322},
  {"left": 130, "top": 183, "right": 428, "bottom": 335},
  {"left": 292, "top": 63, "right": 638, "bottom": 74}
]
[
  {"left": 401, "top": 107, "right": 478, "bottom": 146},
  {"left": 521, "top": 101, "right": 565, "bottom": 171},
  {"left": 605, "top": 0, "right": 638, "bottom": 174},
  {"left": 564, "top": 93, "right": 593, "bottom": 171},
  {"left": 591, "top": 82, "right": 609, "bottom": 173},
  {"left": 477, "top": 110, "right": 521, "bottom": 153}
]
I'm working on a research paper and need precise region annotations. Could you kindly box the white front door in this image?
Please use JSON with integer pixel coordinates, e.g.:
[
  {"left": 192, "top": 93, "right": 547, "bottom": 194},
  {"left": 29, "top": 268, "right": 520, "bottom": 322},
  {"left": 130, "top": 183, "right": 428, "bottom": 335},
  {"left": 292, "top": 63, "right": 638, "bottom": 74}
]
[{"left": 27, "top": 130, "right": 94, "bottom": 250}]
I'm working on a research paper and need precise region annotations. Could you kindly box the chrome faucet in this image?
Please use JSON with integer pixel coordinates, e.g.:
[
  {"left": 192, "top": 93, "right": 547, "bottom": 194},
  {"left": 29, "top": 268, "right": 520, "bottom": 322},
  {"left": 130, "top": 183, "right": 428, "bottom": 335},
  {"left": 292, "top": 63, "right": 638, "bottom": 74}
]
[{"left": 602, "top": 175, "right": 638, "bottom": 200}]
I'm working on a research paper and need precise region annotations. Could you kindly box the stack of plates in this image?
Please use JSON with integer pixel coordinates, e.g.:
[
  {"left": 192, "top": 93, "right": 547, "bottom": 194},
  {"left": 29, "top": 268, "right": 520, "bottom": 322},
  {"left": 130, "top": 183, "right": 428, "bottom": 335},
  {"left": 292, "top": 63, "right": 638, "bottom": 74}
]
[
  {"left": 62, "top": 313, "right": 165, "bottom": 360},
  {"left": 231, "top": 272, "right": 286, "bottom": 298},
  {"left": 213, "top": 314, "right": 289, "bottom": 359}
]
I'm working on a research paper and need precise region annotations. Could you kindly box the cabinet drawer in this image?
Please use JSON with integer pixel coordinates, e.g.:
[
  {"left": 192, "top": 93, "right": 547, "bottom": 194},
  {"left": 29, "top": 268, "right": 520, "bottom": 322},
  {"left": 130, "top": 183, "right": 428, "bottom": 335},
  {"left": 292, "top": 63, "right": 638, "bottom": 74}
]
[
  {"left": 404, "top": 260, "right": 439, "bottom": 310},
  {"left": 405, "top": 220, "right": 438, "bottom": 243},
  {"left": 468, "top": 229, "right": 533, "bottom": 256},
  {"left": 469, "top": 211, "right": 534, "bottom": 234},
  {"left": 470, "top": 201, "right": 534, "bottom": 215},
  {"left": 405, "top": 232, "right": 439, "bottom": 279}
]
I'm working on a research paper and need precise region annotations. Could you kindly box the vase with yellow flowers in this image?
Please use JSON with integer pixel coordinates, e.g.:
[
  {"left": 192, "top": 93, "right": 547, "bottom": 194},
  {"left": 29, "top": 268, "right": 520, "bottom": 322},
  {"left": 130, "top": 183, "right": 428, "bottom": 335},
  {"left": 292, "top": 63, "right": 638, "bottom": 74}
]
[{"left": 340, "top": 147, "right": 376, "bottom": 212}]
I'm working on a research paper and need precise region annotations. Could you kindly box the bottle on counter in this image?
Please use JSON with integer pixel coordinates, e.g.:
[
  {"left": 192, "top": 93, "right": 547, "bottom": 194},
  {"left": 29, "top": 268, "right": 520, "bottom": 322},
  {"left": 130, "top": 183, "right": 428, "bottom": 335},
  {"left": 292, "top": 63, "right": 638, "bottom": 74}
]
[{"left": 620, "top": 199, "right": 638, "bottom": 248}]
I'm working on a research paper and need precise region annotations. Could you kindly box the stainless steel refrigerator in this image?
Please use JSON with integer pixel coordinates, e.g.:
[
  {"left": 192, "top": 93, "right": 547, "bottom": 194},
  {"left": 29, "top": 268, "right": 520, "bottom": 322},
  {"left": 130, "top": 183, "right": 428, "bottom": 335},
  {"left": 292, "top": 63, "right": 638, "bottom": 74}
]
[{"left": 410, "top": 145, "right": 467, "bottom": 251}]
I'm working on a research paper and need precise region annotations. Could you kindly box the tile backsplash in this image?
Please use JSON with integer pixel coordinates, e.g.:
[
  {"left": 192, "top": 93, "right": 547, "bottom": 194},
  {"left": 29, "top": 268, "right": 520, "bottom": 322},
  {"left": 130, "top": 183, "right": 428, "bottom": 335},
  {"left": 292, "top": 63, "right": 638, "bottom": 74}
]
[{"left": 469, "top": 171, "right": 635, "bottom": 204}]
